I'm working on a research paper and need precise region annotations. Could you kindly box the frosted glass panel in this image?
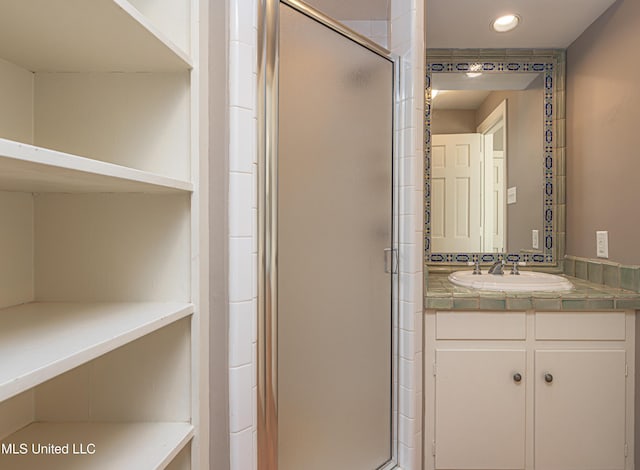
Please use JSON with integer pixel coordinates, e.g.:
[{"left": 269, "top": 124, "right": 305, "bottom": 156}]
[{"left": 278, "top": 4, "right": 393, "bottom": 469}]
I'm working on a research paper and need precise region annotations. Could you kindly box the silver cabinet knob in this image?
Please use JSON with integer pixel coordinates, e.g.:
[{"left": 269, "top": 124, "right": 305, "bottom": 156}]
[
  {"left": 544, "top": 373, "right": 553, "bottom": 383},
  {"left": 513, "top": 373, "right": 522, "bottom": 383}
]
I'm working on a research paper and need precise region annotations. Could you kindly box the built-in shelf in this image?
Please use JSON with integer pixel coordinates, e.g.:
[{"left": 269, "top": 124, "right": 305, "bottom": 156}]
[
  {"left": 0, "top": 0, "right": 191, "bottom": 72},
  {"left": 0, "top": 422, "right": 194, "bottom": 469},
  {"left": 0, "top": 302, "right": 194, "bottom": 402},
  {"left": 0, "top": 139, "right": 193, "bottom": 193}
]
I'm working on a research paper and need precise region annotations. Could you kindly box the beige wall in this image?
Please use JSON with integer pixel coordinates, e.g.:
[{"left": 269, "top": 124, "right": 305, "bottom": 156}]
[
  {"left": 567, "top": 4, "right": 640, "bottom": 465},
  {"left": 476, "top": 82, "right": 544, "bottom": 253},
  {"left": 567, "top": 0, "right": 640, "bottom": 264},
  {"left": 431, "top": 109, "right": 476, "bottom": 134}
]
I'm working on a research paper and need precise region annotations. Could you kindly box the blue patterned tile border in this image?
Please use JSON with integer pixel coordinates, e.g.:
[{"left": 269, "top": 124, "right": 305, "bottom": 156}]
[{"left": 425, "top": 52, "right": 562, "bottom": 266}]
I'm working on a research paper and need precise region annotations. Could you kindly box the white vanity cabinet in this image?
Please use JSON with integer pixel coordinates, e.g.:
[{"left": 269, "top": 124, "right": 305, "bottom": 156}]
[
  {"left": 534, "top": 312, "right": 630, "bottom": 470},
  {"left": 424, "top": 310, "right": 635, "bottom": 470},
  {"left": 0, "top": 1, "right": 207, "bottom": 469},
  {"left": 434, "top": 348, "right": 527, "bottom": 469}
]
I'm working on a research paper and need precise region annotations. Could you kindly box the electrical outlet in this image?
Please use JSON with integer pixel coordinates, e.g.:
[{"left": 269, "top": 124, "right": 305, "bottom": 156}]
[
  {"left": 532, "top": 230, "right": 539, "bottom": 249},
  {"left": 596, "top": 231, "right": 609, "bottom": 258}
]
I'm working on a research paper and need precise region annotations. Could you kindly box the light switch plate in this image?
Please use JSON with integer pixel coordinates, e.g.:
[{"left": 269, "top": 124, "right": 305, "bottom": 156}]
[
  {"left": 596, "top": 231, "right": 609, "bottom": 258},
  {"left": 532, "top": 229, "right": 539, "bottom": 249},
  {"left": 507, "top": 187, "right": 517, "bottom": 204}
]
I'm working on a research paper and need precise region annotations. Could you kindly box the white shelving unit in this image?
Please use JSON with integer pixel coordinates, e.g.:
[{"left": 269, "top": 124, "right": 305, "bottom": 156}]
[
  {"left": 0, "top": 139, "right": 193, "bottom": 193},
  {"left": 0, "top": 0, "right": 191, "bottom": 71},
  {"left": 0, "top": 302, "right": 194, "bottom": 402},
  {"left": 0, "top": 422, "right": 194, "bottom": 470},
  {"left": 0, "top": 0, "right": 206, "bottom": 468}
]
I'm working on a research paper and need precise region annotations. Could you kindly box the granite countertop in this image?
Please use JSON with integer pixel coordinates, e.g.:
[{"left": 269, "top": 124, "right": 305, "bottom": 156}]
[{"left": 426, "top": 272, "right": 640, "bottom": 311}]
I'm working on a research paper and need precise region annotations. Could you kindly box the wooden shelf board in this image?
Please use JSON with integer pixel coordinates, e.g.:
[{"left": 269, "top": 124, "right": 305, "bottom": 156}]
[
  {"left": 0, "top": 422, "right": 194, "bottom": 469},
  {"left": 0, "top": 0, "right": 191, "bottom": 72},
  {"left": 0, "top": 302, "right": 194, "bottom": 402},
  {"left": 0, "top": 139, "right": 192, "bottom": 193}
]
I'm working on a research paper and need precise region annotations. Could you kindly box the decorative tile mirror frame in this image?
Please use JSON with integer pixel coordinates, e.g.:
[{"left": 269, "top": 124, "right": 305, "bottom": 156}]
[{"left": 425, "top": 49, "right": 566, "bottom": 267}]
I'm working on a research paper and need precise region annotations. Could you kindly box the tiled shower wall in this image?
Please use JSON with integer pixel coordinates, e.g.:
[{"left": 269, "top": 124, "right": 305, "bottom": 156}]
[
  {"left": 228, "top": 1, "right": 258, "bottom": 469},
  {"left": 389, "top": 0, "right": 425, "bottom": 468},
  {"left": 341, "top": 20, "right": 389, "bottom": 48},
  {"left": 226, "top": 1, "right": 424, "bottom": 469}
]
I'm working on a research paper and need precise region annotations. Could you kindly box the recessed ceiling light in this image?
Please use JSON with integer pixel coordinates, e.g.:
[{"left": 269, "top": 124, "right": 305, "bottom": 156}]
[{"left": 492, "top": 14, "right": 520, "bottom": 33}]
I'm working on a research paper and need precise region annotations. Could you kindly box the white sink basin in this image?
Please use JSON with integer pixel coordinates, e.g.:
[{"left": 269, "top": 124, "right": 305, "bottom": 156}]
[{"left": 448, "top": 270, "right": 573, "bottom": 292}]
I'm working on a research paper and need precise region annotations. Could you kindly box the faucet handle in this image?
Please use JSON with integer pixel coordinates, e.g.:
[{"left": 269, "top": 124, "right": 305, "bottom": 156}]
[
  {"left": 472, "top": 260, "right": 481, "bottom": 275},
  {"left": 510, "top": 262, "right": 520, "bottom": 275}
]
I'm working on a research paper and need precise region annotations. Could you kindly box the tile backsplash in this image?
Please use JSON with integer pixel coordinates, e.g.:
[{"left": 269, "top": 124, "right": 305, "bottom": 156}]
[{"left": 564, "top": 255, "right": 640, "bottom": 292}]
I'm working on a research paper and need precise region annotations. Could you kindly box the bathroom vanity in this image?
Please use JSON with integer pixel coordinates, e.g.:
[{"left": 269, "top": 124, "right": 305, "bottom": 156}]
[{"left": 423, "top": 273, "right": 640, "bottom": 470}]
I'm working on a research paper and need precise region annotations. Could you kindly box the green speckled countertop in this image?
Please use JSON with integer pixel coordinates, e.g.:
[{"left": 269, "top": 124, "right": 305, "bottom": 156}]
[{"left": 426, "top": 272, "right": 640, "bottom": 311}]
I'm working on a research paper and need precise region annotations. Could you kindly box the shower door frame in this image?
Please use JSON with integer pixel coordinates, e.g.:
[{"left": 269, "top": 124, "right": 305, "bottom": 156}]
[{"left": 257, "top": 1, "right": 401, "bottom": 469}]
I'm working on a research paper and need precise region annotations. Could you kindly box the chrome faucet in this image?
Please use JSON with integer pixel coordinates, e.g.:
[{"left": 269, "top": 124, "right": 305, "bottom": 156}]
[
  {"left": 487, "top": 260, "right": 505, "bottom": 275},
  {"left": 472, "top": 260, "right": 482, "bottom": 275},
  {"left": 510, "top": 262, "right": 520, "bottom": 275}
]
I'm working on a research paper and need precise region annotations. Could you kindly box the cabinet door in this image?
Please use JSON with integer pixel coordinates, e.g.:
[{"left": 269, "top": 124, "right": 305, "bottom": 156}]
[
  {"left": 535, "top": 349, "right": 627, "bottom": 470},
  {"left": 435, "top": 349, "right": 526, "bottom": 469}
]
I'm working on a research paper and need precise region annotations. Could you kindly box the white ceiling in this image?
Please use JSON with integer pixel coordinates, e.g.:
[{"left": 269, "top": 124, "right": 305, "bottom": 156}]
[
  {"left": 432, "top": 90, "right": 491, "bottom": 110},
  {"left": 431, "top": 72, "right": 541, "bottom": 91},
  {"left": 427, "top": 0, "right": 617, "bottom": 48},
  {"left": 305, "top": 0, "right": 618, "bottom": 49},
  {"left": 431, "top": 72, "right": 542, "bottom": 110}
]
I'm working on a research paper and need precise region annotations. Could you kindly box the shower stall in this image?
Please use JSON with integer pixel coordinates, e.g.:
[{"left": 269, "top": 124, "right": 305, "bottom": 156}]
[{"left": 258, "top": 1, "right": 399, "bottom": 468}]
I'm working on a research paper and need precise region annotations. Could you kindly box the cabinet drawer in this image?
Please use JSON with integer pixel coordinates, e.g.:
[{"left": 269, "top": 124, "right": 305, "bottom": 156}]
[
  {"left": 436, "top": 311, "right": 526, "bottom": 340},
  {"left": 535, "top": 312, "right": 626, "bottom": 340}
]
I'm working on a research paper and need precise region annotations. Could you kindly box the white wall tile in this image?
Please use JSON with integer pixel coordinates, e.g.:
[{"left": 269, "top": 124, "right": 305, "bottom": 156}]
[
  {"left": 400, "top": 301, "right": 416, "bottom": 331},
  {"left": 399, "top": 358, "right": 415, "bottom": 391},
  {"left": 391, "top": 2, "right": 424, "bottom": 467},
  {"left": 400, "top": 186, "right": 416, "bottom": 215},
  {"left": 229, "top": 107, "right": 255, "bottom": 174},
  {"left": 229, "top": 301, "right": 253, "bottom": 367},
  {"left": 230, "top": 427, "right": 253, "bottom": 470},
  {"left": 251, "top": 253, "right": 257, "bottom": 299},
  {"left": 229, "top": 364, "right": 253, "bottom": 432},
  {"left": 229, "top": 41, "right": 255, "bottom": 110},
  {"left": 391, "top": 12, "right": 412, "bottom": 50},
  {"left": 391, "top": 0, "right": 411, "bottom": 21},
  {"left": 229, "top": 236, "right": 253, "bottom": 302},
  {"left": 371, "top": 20, "right": 389, "bottom": 37},
  {"left": 229, "top": 172, "right": 253, "bottom": 238},
  {"left": 251, "top": 298, "right": 258, "bottom": 344},
  {"left": 229, "top": 0, "right": 259, "bottom": 468},
  {"left": 399, "top": 385, "right": 415, "bottom": 419},
  {"left": 230, "top": 1, "right": 255, "bottom": 45},
  {"left": 399, "top": 443, "right": 416, "bottom": 469},
  {"left": 402, "top": 127, "right": 416, "bottom": 158},
  {"left": 400, "top": 327, "right": 415, "bottom": 360},
  {"left": 399, "top": 214, "right": 416, "bottom": 243},
  {"left": 342, "top": 20, "right": 372, "bottom": 37},
  {"left": 399, "top": 242, "right": 417, "bottom": 274},
  {"left": 398, "top": 415, "right": 416, "bottom": 448}
]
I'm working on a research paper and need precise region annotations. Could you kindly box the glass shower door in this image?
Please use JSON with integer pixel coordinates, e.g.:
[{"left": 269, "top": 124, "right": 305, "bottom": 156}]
[{"left": 278, "top": 4, "right": 395, "bottom": 469}]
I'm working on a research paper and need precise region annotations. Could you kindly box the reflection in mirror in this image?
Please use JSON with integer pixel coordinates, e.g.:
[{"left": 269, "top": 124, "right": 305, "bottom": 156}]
[
  {"left": 431, "top": 72, "right": 543, "bottom": 254},
  {"left": 425, "top": 52, "right": 563, "bottom": 266}
]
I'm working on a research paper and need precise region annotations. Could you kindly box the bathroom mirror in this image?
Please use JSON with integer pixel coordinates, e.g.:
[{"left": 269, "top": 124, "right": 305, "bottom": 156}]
[{"left": 425, "top": 50, "right": 564, "bottom": 266}]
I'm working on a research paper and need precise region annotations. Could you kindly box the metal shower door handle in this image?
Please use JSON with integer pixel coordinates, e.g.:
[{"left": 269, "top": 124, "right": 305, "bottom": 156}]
[{"left": 384, "top": 248, "right": 398, "bottom": 274}]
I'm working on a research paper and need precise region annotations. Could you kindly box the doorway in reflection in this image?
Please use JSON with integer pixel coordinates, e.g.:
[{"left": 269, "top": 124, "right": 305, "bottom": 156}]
[{"left": 430, "top": 72, "right": 543, "bottom": 255}]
